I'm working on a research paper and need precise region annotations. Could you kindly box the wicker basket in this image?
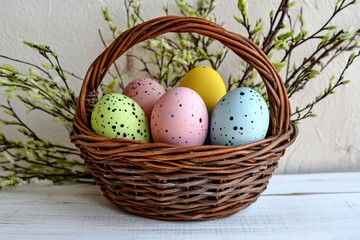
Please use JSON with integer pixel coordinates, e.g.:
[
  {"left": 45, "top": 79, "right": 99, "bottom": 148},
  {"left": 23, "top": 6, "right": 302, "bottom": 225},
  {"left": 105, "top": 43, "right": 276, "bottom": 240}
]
[{"left": 70, "top": 16, "right": 298, "bottom": 221}]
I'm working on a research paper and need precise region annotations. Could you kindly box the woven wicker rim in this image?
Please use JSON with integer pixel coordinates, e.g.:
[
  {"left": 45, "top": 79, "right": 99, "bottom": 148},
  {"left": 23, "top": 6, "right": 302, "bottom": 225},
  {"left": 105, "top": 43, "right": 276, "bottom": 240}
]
[{"left": 71, "top": 16, "right": 298, "bottom": 221}]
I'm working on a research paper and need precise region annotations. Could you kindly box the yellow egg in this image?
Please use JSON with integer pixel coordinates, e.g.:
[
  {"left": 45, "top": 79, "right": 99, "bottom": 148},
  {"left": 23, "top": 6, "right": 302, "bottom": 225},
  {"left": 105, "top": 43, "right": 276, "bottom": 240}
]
[{"left": 180, "top": 66, "right": 227, "bottom": 113}]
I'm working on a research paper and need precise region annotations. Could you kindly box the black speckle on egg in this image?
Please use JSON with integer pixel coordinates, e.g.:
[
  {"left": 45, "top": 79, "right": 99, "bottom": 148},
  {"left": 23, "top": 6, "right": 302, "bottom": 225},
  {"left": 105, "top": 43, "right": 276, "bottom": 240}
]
[
  {"left": 240, "top": 92, "right": 245, "bottom": 96},
  {"left": 120, "top": 124, "right": 124, "bottom": 128},
  {"left": 123, "top": 133, "right": 127, "bottom": 138},
  {"left": 229, "top": 116, "right": 234, "bottom": 121},
  {"left": 137, "top": 129, "right": 140, "bottom": 133},
  {"left": 101, "top": 114, "right": 104, "bottom": 118},
  {"left": 199, "top": 118, "right": 202, "bottom": 123},
  {"left": 240, "top": 127, "right": 243, "bottom": 130},
  {"left": 171, "top": 114, "right": 175, "bottom": 118},
  {"left": 233, "top": 126, "right": 238, "bottom": 131}
]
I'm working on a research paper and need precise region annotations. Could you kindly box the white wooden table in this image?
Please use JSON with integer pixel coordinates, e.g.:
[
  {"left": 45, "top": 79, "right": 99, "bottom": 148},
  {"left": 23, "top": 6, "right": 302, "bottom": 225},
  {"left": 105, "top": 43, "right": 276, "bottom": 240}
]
[{"left": 0, "top": 172, "right": 359, "bottom": 240}]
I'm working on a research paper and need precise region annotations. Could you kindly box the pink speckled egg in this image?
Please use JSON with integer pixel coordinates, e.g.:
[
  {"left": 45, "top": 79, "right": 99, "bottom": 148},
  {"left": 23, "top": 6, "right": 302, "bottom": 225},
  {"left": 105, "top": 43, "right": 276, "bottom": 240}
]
[
  {"left": 123, "top": 78, "right": 166, "bottom": 119},
  {"left": 151, "top": 87, "right": 208, "bottom": 147}
]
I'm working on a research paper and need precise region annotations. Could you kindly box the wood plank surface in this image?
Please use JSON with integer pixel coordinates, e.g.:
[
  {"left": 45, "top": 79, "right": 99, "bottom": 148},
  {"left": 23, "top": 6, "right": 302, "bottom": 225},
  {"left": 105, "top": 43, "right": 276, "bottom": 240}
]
[{"left": 0, "top": 172, "right": 359, "bottom": 240}]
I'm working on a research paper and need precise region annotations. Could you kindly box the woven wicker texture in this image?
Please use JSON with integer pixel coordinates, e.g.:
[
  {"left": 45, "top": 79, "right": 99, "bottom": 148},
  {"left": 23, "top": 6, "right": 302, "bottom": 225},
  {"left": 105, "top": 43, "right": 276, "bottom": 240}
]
[{"left": 71, "top": 16, "right": 298, "bottom": 221}]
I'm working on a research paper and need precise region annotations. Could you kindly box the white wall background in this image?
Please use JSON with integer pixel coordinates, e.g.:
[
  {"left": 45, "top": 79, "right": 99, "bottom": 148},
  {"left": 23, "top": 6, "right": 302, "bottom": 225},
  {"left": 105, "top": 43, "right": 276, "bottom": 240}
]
[{"left": 0, "top": 0, "right": 359, "bottom": 173}]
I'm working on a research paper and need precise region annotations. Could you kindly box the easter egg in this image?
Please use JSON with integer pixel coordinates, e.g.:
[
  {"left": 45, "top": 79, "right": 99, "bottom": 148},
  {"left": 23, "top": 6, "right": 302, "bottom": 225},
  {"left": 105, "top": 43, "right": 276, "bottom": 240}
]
[
  {"left": 151, "top": 87, "right": 208, "bottom": 146},
  {"left": 180, "top": 66, "right": 227, "bottom": 113},
  {"left": 91, "top": 93, "right": 150, "bottom": 142},
  {"left": 210, "top": 87, "right": 269, "bottom": 146},
  {"left": 123, "top": 78, "right": 166, "bottom": 119}
]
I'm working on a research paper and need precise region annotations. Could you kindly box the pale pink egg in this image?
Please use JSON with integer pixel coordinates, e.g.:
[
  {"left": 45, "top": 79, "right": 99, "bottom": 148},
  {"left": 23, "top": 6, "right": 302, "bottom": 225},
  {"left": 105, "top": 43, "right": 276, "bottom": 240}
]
[
  {"left": 151, "top": 87, "right": 208, "bottom": 147},
  {"left": 123, "top": 78, "right": 166, "bottom": 119}
]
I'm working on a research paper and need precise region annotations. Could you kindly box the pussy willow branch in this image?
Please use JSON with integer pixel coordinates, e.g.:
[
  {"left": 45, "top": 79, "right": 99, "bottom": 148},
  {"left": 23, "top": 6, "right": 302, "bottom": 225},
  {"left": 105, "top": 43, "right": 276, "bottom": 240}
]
[
  {"left": 231, "top": 0, "right": 289, "bottom": 91},
  {"left": 1, "top": 100, "right": 41, "bottom": 141},
  {"left": 287, "top": 31, "right": 344, "bottom": 96},
  {"left": 282, "top": 0, "right": 358, "bottom": 87},
  {"left": 283, "top": 0, "right": 357, "bottom": 63},
  {"left": 291, "top": 51, "right": 360, "bottom": 122},
  {"left": 262, "top": 0, "right": 290, "bottom": 54},
  {"left": 27, "top": 43, "right": 78, "bottom": 107},
  {"left": 320, "top": 32, "right": 360, "bottom": 71},
  {"left": 0, "top": 54, "right": 53, "bottom": 80},
  {"left": 0, "top": 42, "right": 90, "bottom": 186},
  {"left": 98, "top": 28, "right": 123, "bottom": 84}
]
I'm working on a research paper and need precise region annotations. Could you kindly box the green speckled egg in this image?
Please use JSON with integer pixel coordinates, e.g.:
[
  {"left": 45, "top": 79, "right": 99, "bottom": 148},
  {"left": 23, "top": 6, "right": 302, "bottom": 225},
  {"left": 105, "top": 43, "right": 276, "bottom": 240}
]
[{"left": 91, "top": 93, "right": 151, "bottom": 142}]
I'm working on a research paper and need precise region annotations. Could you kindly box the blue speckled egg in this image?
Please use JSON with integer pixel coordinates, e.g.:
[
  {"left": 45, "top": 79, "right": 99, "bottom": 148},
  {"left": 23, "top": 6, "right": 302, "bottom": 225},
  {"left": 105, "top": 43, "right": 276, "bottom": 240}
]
[{"left": 210, "top": 87, "right": 269, "bottom": 146}]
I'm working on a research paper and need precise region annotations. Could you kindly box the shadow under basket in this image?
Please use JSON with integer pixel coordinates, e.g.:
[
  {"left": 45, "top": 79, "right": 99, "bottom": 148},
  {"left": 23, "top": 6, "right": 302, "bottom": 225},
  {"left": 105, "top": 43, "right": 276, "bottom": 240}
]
[{"left": 70, "top": 16, "right": 299, "bottom": 221}]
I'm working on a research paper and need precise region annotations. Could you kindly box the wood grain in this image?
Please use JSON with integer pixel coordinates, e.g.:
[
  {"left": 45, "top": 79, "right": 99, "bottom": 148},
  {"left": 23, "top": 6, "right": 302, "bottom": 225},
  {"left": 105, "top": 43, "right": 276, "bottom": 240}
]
[{"left": 0, "top": 172, "right": 359, "bottom": 240}]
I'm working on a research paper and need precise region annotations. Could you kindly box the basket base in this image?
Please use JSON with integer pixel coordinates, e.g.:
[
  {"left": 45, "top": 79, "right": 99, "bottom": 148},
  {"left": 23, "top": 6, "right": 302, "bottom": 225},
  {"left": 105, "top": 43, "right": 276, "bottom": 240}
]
[
  {"left": 103, "top": 190, "right": 259, "bottom": 221},
  {"left": 94, "top": 174, "right": 271, "bottom": 221},
  {"left": 85, "top": 160, "right": 278, "bottom": 221}
]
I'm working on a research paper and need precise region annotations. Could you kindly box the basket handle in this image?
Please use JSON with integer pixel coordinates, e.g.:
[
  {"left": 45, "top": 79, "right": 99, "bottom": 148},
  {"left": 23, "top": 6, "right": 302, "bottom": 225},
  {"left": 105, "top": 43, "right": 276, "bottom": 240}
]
[{"left": 73, "top": 16, "right": 290, "bottom": 137}]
